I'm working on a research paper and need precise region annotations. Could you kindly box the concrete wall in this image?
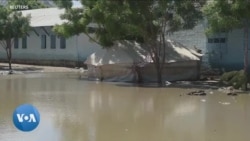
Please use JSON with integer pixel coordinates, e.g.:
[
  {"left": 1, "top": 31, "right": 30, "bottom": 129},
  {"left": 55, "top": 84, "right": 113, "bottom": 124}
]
[
  {"left": 167, "top": 22, "right": 207, "bottom": 52},
  {"left": 166, "top": 21, "right": 208, "bottom": 66},
  {"left": 206, "top": 28, "right": 249, "bottom": 71},
  {"left": 6, "top": 23, "right": 242, "bottom": 72},
  {"left": 167, "top": 21, "right": 250, "bottom": 72},
  {"left": 0, "top": 27, "right": 102, "bottom": 67},
  {"left": 138, "top": 61, "right": 200, "bottom": 82}
]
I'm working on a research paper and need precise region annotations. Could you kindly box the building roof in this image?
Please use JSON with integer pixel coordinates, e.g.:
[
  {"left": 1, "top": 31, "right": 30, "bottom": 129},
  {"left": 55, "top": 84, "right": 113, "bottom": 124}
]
[{"left": 21, "top": 8, "right": 66, "bottom": 27}]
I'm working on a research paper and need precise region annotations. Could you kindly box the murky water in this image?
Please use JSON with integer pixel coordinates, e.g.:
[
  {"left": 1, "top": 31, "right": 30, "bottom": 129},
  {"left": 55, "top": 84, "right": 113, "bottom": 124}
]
[{"left": 0, "top": 73, "right": 250, "bottom": 141}]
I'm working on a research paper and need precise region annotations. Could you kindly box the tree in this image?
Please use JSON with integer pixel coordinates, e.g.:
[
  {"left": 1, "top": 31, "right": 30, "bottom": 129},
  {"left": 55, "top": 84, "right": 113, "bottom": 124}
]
[
  {"left": 203, "top": 0, "right": 250, "bottom": 89},
  {"left": 54, "top": 0, "right": 204, "bottom": 85},
  {"left": 0, "top": 6, "right": 30, "bottom": 72},
  {"left": 8, "top": 0, "right": 47, "bottom": 10}
]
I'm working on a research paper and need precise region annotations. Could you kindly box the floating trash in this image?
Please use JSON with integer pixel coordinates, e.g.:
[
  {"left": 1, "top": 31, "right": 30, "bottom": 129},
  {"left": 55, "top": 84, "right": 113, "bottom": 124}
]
[
  {"left": 227, "top": 92, "right": 238, "bottom": 96},
  {"left": 187, "top": 90, "right": 206, "bottom": 96},
  {"left": 201, "top": 99, "right": 206, "bottom": 102},
  {"left": 219, "top": 101, "right": 231, "bottom": 105},
  {"left": 165, "top": 81, "right": 172, "bottom": 86},
  {"left": 209, "top": 91, "right": 214, "bottom": 94}
]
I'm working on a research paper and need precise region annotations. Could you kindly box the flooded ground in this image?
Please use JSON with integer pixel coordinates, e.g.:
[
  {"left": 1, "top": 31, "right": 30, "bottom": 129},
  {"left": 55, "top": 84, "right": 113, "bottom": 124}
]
[{"left": 0, "top": 73, "right": 250, "bottom": 141}]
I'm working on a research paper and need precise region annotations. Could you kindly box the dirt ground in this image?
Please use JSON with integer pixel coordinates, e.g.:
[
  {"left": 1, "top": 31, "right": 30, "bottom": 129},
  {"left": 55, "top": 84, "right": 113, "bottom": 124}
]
[{"left": 0, "top": 63, "right": 81, "bottom": 73}]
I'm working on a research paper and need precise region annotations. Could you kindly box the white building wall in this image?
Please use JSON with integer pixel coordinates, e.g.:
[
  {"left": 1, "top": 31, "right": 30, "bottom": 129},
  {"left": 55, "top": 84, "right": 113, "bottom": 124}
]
[
  {"left": 0, "top": 23, "right": 209, "bottom": 67},
  {"left": 224, "top": 29, "right": 244, "bottom": 64},
  {"left": 166, "top": 21, "right": 208, "bottom": 66},
  {"left": 167, "top": 22, "right": 207, "bottom": 52},
  {"left": 0, "top": 27, "right": 102, "bottom": 66},
  {"left": 76, "top": 34, "right": 103, "bottom": 62},
  {"left": 206, "top": 28, "right": 249, "bottom": 70}
]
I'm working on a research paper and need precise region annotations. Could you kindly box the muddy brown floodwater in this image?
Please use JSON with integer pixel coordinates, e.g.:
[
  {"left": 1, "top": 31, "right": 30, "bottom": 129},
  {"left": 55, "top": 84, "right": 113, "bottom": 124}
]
[{"left": 0, "top": 73, "right": 250, "bottom": 141}]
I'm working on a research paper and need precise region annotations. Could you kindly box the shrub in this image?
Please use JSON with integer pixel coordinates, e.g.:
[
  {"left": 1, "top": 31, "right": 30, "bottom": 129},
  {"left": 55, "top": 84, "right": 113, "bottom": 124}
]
[{"left": 220, "top": 70, "right": 248, "bottom": 90}]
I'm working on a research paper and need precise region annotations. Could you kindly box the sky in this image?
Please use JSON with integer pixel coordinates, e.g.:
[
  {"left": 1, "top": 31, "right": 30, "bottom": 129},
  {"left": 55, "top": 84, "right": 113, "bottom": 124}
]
[{"left": 72, "top": 0, "right": 83, "bottom": 8}]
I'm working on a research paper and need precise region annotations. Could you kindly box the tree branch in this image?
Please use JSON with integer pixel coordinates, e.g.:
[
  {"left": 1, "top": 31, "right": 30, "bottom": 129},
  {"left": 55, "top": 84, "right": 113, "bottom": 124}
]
[
  {"left": 85, "top": 33, "right": 102, "bottom": 46},
  {"left": 160, "top": 15, "right": 167, "bottom": 72},
  {"left": 0, "top": 40, "right": 7, "bottom": 50}
]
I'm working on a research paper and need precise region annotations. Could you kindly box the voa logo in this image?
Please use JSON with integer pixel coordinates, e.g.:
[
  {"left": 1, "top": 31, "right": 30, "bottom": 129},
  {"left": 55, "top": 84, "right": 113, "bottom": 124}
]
[
  {"left": 16, "top": 113, "right": 37, "bottom": 122},
  {"left": 13, "top": 104, "right": 40, "bottom": 132}
]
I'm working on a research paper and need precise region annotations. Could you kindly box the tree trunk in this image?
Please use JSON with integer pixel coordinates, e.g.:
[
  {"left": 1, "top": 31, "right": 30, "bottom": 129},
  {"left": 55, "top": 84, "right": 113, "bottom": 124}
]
[
  {"left": 152, "top": 37, "right": 166, "bottom": 86},
  {"left": 155, "top": 57, "right": 163, "bottom": 86},
  {"left": 244, "top": 26, "right": 248, "bottom": 90},
  {"left": 157, "top": 64, "right": 162, "bottom": 86},
  {"left": 6, "top": 38, "right": 12, "bottom": 72}
]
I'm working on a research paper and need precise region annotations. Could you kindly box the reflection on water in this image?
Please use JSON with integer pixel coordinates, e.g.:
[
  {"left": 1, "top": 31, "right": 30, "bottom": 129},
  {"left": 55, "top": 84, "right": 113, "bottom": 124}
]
[{"left": 0, "top": 73, "right": 250, "bottom": 141}]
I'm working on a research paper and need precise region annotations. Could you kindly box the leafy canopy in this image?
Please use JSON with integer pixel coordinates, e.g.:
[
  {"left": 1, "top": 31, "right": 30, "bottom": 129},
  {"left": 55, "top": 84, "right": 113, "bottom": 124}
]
[
  {"left": 54, "top": 0, "right": 204, "bottom": 47},
  {"left": 8, "top": 0, "right": 47, "bottom": 10},
  {"left": 203, "top": 0, "right": 250, "bottom": 35},
  {"left": 0, "top": 5, "right": 31, "bottom": 40}
]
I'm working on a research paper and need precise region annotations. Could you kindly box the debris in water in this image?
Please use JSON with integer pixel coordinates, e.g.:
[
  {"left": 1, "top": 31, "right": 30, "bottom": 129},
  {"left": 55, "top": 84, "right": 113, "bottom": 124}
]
[
  {"left": 209, "top": 91, "right": 214, "bottom": 94},
  {"left": 219, "top": 101, "right": 231, "bottom": 105},
  {"left": 227, "top": 92, "right": 238, "bottom": 96},
  {"left": 165, "top": 81, "right": 172, "bottom": 86},
  {"left": 187, "top": 90, "right": 206, "bottom": 96},
  {"left": 201, "top": 99, "right": 206, "bottom": 102}
]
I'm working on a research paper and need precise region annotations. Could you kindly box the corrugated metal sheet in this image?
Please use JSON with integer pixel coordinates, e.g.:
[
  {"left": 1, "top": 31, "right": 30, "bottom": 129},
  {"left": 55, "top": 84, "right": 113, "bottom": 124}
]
[{"left": 21, "top": 8, "right": 67, "bottom": 27}]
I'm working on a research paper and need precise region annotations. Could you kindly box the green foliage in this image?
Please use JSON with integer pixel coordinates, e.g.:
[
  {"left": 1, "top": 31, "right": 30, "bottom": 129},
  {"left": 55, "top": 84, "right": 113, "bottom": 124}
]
[
  {"left": 203, "top": 0, "right": 250, "bottom": 35},
  {"left": 220, "top": 70, "right": 248, "bottom": 89},
  {"left": 204, "top": 0, "right": 250, "bottom": 89},
  {"left": 8, "top": 0, "right": 47, "bottom": 10},
  {"left": 0, "top": 5, "right": 31, "bottom": 71},
  {"left": 53, "top": 0, "right": 204, "bottom": 83},
  {"left": 54, "top": 0, "right": 204, "bottom": 47},
  {"left": 53, "top": 0, "right": 72, "bottom": 9},
  {"left": 220, "top": 71, "right": 238, "bottom": 82},
  {"left": 0, "top": 5, "right": 31, "bottom": 40}
]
